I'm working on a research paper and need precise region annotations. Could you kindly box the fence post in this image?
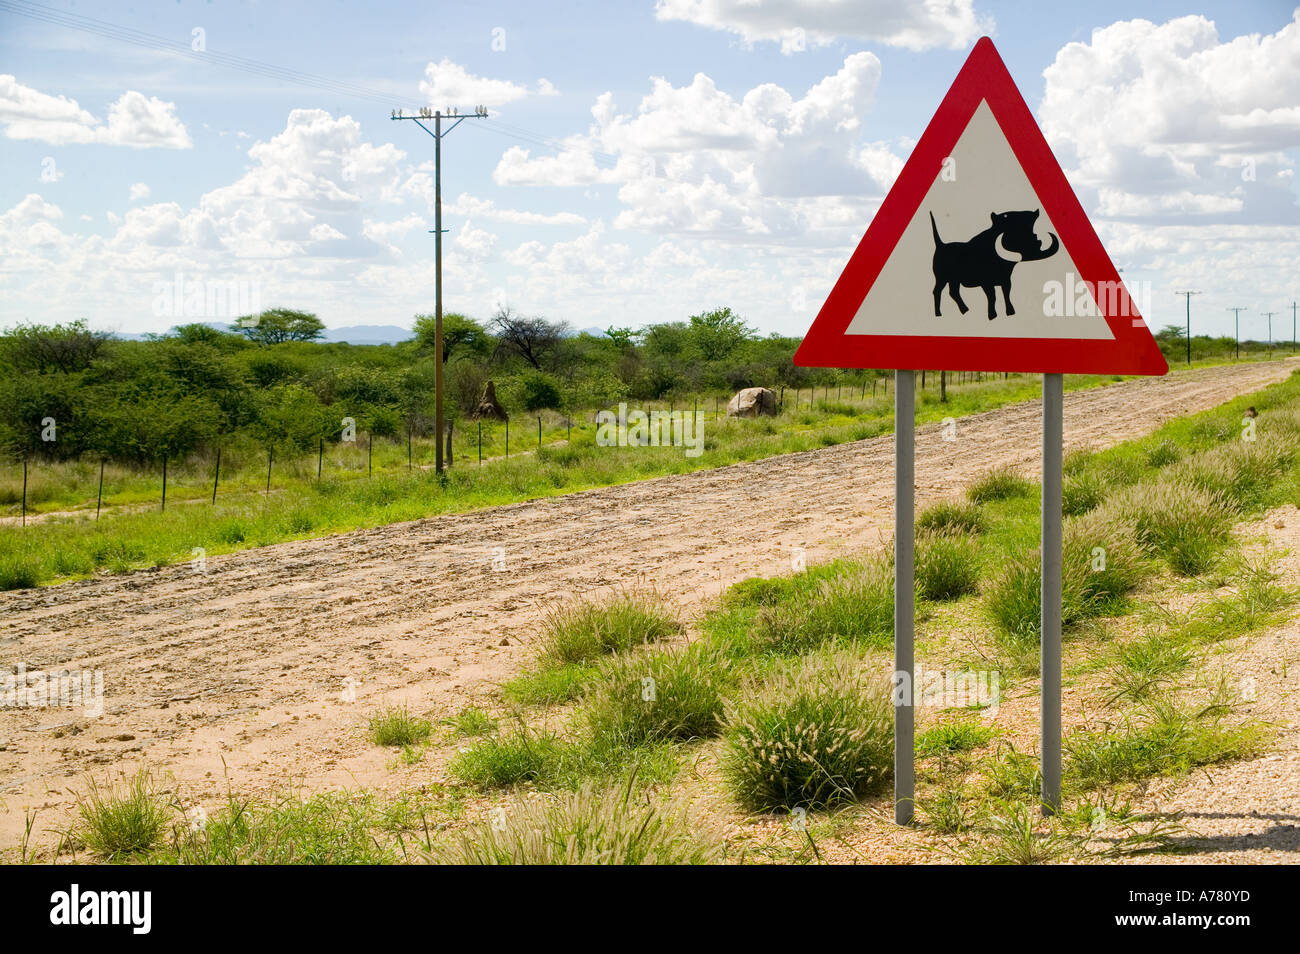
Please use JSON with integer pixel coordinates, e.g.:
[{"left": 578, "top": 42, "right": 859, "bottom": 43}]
[
  {"left": 21, "top": 459, "right": 27, "bottom": 527},
  {"left": 161, "top": 456, "right": 168, "bottom": 511},
  {"left": 317, "top": 438, "right": 323, "bottom": 479},
  {"left": 537, "top": 415, "right": 542, "bottom": 451},
  {"left": 97, "top": 458, "right": 105, "bottom": 520},
  {"left": 478, "top": 420, "right": 483, "bottom": 466},
  {"left": 266, "top": 449, "right": 273, "bottom": 493},
  {"left": 212, "top": 447, "right": 221, "bottom": 504},
  {"left": 446, "top": 420, "right": 454, "bottom": 468},
  {"left": 505, "top": 419, "right": 509, "bottom": 459},
  {"left": 408, "top": 425, "right": 412, "bottom": 470}
]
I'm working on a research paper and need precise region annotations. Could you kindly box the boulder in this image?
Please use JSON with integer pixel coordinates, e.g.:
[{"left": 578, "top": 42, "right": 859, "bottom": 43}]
[
  {"left": 471, "top": 380, "right": 509, "bottom": 421},
  {"left": 726, "top": 387, "right": 778, "bottom": 418}
]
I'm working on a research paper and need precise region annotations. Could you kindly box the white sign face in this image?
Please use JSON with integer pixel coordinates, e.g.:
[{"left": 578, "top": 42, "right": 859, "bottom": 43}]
[{"left": 846, "top": 101, "right": 1114, "bottom": 341}]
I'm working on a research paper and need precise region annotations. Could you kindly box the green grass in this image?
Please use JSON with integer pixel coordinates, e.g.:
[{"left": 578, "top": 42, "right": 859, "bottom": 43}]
[
  {"left": 539, "top": 590, "right": 682, "bottom": 666},
  {"left": 916, "top": 722, "right": 998, "bottom": 758},
  {"left": 967, "top": 465, "right": 1034, "bottom": 504},
  {"left": 721, "top": 650, "right": 893, "bottom": 813},
  {"left": 367, "top": 705, "right": 433, "bottom": 747},
  {"left": 581, "top": 644, "right": 732, "bottom": 748},
  {"left": 431, "top": 783, "right": 723, "bottom": 865},
  {"left": 916, "top": 500, "right": 986, "bottom": 536},
  {"left": 502, "top": 663, "right": 597, "bottom": 706},
  {"left": 75, "top": 770, "right": 174, "bottom": 860},
  {"left": 1066, "top": 699, "right": 1268, "bottom": 789},
  {"left": 751, "top": 556, "right": 894, "bottom": 653},
  {"left": 1105, "top": 632, "right": 1196, "bottom": 702},
  {"left": 156, "top": 790, "right": 423, "bottom": 864},
  {"left": 448, "top": 726, "right": 569, "bottom": 788},
  {"left": 445, "top": 706, "right": 497, "bottom": 737},
  {"left": 915, "top": 532, "right": 981, "bottom": 601}
]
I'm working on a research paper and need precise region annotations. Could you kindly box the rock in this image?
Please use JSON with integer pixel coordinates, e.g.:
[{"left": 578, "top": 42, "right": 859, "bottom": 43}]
[
  {"left": 499, "top": 637, "right": 509, "bottom": 646},
  {"left": 726, "top": 387, "right": 778, "bottom": 418}
]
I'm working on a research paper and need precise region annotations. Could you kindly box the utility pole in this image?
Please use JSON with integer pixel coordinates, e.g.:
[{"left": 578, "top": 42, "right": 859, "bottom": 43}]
[
  {"left": 1263, "top": 311, "right": 1278, "bottom": 358},
  {"left": 392, "top": 105, "right": 488, "bottom": 473},
  {"left": 1227, "top": 307, "right": 1245, "bottom": 360},
  {"left": 1174, "top": 290, "right": 1200, "bottom": 367}
]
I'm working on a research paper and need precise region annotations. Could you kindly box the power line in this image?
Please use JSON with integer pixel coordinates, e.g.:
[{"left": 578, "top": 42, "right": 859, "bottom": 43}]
[{"left": 392, "top": 107, "right": 489, "bottom": 476}]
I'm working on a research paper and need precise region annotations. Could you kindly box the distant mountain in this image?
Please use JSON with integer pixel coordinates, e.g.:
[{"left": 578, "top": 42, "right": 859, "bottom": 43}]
[{"left": 320, "top": 325, "right": 414, "bottom": 345}]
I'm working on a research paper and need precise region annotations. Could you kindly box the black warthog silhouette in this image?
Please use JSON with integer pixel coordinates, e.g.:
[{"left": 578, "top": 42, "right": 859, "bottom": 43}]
[{"left": 929, "top": 209, "right": 1059, "bottom": 320}]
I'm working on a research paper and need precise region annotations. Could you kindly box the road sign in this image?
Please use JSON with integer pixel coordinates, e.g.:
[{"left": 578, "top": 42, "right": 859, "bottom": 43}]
[
  {"left": 795, "top": 36, "right": 1167, "bottom": 377},
  {"left": 793, "top": 36, "right": 1169, "bottom": 826}
]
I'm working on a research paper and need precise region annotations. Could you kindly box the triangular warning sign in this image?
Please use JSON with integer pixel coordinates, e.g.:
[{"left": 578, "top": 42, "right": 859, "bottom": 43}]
[{"left": 795, "top": 37, "right": 1168, "bottom": 376}]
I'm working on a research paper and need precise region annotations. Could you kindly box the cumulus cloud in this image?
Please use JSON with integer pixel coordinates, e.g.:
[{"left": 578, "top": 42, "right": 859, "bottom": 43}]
[
  {"left": 0, "top": 76, "right": 191, "bottom": 148},
  {"left": 448, "top": 193, "right": 586, "bottom": 226},
  {"left": 493, "top": 53, "right": 896, "bottom": 246},
  {"left": 419, "top": 59, "right": 558, "bottom": 109},
  {"left": 1040, "top": 13, "right": 1300, "bottom": 224},
  {"left": 654, "top": 0, "right": 989, "bottom": 52},
  {"left": 129, "top": 182, "right": 150, "bottom": 202}
]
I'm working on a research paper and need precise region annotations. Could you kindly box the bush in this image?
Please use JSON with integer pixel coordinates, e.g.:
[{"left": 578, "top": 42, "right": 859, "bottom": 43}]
[
  {"left": 967, "top": 466, "right": 1033, "bottom": 504},
  {"left": 432, "top": 784, "right": 723, "bottom": 865},
  {"left": 539, "top": 590, "right": 682, "bottom": 666},
  {"left": 519, "top": 371, "right": 563, "bottom": 411},
  {"left": 722, "top": 651, "right": 893, "bottom": 812},
  {"left": 916, "top": 500, "right": 986, "bottom": 535},
  {"left": 583, "top": 644, "right": 730, "bottom": 748},
  {"left": 753, "top": 557, "right": 893, "bottom": 652},
  {"left": 915, "top": 532, "right": 980, "bottom": 601}
]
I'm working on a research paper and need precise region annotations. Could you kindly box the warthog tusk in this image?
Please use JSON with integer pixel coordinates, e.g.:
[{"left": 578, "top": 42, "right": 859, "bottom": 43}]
[{"left": 994, "top": 233, "right": 1022, "bottom": 262}]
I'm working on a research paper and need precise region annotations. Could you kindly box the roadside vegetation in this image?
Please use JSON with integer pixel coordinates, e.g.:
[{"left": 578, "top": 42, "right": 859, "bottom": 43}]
[{"left": 22, "top": 371, "right": 1300, "bottom": 865}]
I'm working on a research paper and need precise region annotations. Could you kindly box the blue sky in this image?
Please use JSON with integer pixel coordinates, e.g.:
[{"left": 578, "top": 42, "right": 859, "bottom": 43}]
[{"left": 2, "top": 0, "right": 1298, "bottom": 341}]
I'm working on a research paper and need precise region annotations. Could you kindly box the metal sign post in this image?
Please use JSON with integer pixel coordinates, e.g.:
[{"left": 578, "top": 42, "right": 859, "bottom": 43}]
[
  {"left": 894, "top": 369, "right": 915, "bottom": 824},
  {"left": 1040, "top": 373, "right": 1063, "bottom": 813}
]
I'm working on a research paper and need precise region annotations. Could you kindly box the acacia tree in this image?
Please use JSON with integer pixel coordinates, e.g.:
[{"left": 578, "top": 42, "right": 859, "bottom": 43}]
[
  {"left": 490, "top": 306, "right": 567, "bottom": 370},
  {"left": 234, "top": 309, "right": 325, "bottom": 345}
]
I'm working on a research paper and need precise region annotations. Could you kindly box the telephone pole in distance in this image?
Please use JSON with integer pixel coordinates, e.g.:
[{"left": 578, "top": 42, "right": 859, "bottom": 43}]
[
  {"left": 1174, "top": 290, "right": 1200, "bottom": 367},
  {"left": 391, "top": 105, "right": 489, "bottom": 474},
  {"left": 1227, "top": 306, "right": 1245, "bottom": 360}
]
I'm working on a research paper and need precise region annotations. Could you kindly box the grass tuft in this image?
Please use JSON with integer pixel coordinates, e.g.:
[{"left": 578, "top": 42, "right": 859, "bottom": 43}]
[
  {"left": 967, "top": 466, "right": 1033, "bottom": 504},
  {"left": 76, "top": 770, "right": 173, "bottom": 859},
  {"left": 539, "top": 590, "right": 682, "bottom": 666},
  {"left": 916, "top": 500, "right": 986, "bottom": 536},
  {"left": 368, "top": 705, "right": 433, "bottom": 747},
  {"left": 432, "top": 783, "right": 723, "bottom": 865},
  {"left": 721, "top": 650, "right": 892, "bottom": 812}
]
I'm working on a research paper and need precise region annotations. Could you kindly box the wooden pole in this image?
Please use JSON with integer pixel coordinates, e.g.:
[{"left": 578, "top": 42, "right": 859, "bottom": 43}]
[
  {"left": 161, "top": 456, "right": 168, "bottom": 511},
  {"left": 97, "top": 458, "right": 105, "bottom": 520},
  {"left": 212, "top": 447, "right": 221, "bottom": 504}
]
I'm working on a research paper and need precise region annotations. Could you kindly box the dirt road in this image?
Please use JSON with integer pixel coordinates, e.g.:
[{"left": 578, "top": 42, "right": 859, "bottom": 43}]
[{"left": 1, "top": 360, "right": 1295, "bottom": 849}]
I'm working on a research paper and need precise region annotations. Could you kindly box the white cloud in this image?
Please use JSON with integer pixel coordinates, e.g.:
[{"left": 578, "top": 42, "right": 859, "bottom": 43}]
[
  {"left": 448, "top": 193, "right": 585, "bottom": 226},
  {"left": 0, "top": 76, "right": 191, "bottom": 148},
  {"left": 654, "top": 0, "right": 990, "bottom": 52},
  {"left": 492, "top": 53, "right": 896, "bottom": 246},
  {"left": 1040, "top": 13, "right": 1300, "bottom": 224},
  {"left": 419, "top": 59, "right": 558, "bottom": 108},
  {"left": 129, "top": 182, "right": 151, "bottom": 202}
]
